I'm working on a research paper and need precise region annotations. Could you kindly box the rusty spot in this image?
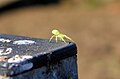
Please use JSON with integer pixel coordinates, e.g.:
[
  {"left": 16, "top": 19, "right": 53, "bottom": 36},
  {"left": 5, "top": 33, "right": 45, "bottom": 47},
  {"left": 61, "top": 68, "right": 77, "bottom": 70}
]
[{"left": 0, "top": 56, "right": 9, "bottom": 62}]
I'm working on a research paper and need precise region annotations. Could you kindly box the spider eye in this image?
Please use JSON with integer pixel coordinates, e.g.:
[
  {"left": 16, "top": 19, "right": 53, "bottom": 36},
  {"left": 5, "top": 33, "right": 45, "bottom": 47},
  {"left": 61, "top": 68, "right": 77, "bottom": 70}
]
[{"left": 52, "top": 30, "right": 60, "bottom": 35}]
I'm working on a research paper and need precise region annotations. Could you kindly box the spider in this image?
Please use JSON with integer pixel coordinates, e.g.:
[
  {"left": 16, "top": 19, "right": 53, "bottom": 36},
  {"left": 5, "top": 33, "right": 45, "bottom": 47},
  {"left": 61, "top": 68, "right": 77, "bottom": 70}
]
[{"left": 49, "top": 29, "right": 74, "bottom": 43}]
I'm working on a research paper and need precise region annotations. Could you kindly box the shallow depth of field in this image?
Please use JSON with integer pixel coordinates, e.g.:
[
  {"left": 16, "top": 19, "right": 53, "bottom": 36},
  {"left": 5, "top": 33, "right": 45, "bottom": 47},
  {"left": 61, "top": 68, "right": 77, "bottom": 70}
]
[{"left": 0, "top": 0, "right": 120, "bottom": 79}]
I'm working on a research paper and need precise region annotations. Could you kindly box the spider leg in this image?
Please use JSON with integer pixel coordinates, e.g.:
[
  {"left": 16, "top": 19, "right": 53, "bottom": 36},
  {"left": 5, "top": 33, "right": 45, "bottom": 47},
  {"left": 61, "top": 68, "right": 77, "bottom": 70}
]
[
  {"left": 64, "top": 35, "right": 74, "bottom": 42},
  {"left": 49, "top": 35, "right": 55, "bottom": 42},
  {"left": 55, "top": 36, "right": 58, "bottom": 42},
  {"left": 60, "top": 36, "right": 66, "bottom": 43}
]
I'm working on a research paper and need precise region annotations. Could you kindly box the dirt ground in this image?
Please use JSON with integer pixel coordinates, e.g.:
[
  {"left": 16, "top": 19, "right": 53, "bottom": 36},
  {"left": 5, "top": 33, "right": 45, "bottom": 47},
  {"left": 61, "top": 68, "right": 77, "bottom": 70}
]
[{"left": 0, "top": 0, "right": 120, "bottom": 79}]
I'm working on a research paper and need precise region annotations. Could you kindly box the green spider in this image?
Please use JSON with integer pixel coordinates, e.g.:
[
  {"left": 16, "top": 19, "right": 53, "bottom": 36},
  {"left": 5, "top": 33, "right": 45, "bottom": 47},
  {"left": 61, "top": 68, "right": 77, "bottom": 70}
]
[{"left": 49, "top": 29, "right": 74, "bottom": 43}]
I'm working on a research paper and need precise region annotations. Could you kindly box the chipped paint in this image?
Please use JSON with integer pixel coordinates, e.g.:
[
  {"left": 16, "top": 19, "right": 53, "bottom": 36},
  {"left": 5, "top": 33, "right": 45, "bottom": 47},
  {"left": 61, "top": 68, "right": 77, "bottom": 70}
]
[
  {"left": 13, "top": 40, "right": 35, "bottom": 45},
  {"left": 7, "top": 55, "right": 33, "bottom": 74},
  {"left": 0, "top": 38, "right": 11, "bottom": 43},
  {"left": 8, "top": 55, "right": 33, "bottom": 63},
  {"left": 20, "top": 63, "right": 33, "bottom": 71},
  {"left": 7, "top": 62, "right": 33, "bottom": 75},
  {"left": 0, "top": 47, "right": 12, "bottom": 56}
]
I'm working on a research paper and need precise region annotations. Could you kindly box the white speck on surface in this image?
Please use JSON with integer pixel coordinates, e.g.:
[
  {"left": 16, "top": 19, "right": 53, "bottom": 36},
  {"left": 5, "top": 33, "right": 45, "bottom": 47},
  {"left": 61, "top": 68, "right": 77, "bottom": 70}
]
[
  {"left": 0, "top": 47, "right": 12, "bottom": 56},
  {"left": 2, "top": 63, "right": 8, "bottom": 68},
  {"left": 13, "top": 40, "right": 36, "bottom": 45},
  {"left": 8, "top": 55, "right": 33, "bottom": 63},
  {"left": 0, "top": 38, "right": 11, "bottom": 43},
  {"left": 42, "top": 52, "right": 49, "bottom": 55}
]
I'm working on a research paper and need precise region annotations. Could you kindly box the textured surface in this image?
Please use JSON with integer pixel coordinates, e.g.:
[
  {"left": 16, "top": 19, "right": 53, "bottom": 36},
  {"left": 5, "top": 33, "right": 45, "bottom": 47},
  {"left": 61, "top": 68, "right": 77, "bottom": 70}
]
[
  {"left": 0, "top": 56, "right": 78, "bottom": 79},
  {"left": 0, "top": 34, "right": 77, "bottom": 77}
]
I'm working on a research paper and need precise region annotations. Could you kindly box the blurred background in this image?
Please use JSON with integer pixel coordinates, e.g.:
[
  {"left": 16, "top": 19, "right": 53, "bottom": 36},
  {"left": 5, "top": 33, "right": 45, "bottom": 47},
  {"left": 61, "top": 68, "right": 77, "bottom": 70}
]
[{"left": 0, "top": 0, "right": 120, "bottom": 79}]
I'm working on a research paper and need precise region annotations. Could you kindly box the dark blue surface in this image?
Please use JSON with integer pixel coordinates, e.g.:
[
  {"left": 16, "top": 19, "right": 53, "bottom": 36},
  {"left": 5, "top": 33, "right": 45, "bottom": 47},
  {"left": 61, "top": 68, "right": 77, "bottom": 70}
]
[{"left": 0, "top": 34, "right": 77, "bottom": 76}]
